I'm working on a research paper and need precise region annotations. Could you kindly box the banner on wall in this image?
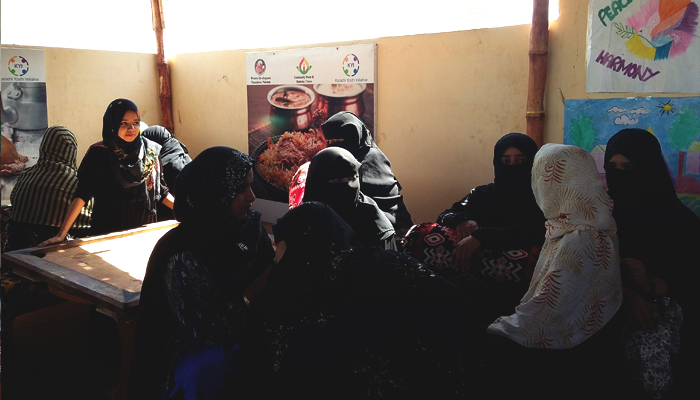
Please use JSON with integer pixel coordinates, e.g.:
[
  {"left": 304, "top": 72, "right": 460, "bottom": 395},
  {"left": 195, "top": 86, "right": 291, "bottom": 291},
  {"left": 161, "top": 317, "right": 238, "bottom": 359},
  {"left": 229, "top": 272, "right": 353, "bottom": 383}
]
[
  {"left": 586, "top": 0, "right": 700, "bottom": 93},
  {"left": 563, "top": 96, "right": 700, "bottom": 217},
  {"left": 246, "top": 44, "right": 376, "bottom": 207},
  {"left": 1, "top": 47, "right": 48, "bottom": 204}
]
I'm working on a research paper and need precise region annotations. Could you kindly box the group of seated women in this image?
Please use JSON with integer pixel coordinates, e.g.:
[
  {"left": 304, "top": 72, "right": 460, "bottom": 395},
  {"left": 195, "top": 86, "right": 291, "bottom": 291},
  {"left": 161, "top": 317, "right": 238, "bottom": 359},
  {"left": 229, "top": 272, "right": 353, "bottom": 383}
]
[{"left": 3, "top": 97, "right": 698, "bottom": 400}]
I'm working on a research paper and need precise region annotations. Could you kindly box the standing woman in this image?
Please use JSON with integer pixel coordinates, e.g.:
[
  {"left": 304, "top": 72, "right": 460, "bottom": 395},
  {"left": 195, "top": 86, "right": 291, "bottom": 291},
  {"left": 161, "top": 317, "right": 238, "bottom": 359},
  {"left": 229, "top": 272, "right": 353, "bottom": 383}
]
[
  {"left": 129, "top": 147, "right": 274, "bottom": 399},
  {"left": 321, "top": 111, "right": 413, "bottom": 233},
  {"left": 40, "top": 99, "right": 173, "bottom": 245},
  {"left": 6, "top": 126, "right": 92, "bottom": 250},
  {"left": 604, "top": 128, "right": 700, "bottom": 397}
]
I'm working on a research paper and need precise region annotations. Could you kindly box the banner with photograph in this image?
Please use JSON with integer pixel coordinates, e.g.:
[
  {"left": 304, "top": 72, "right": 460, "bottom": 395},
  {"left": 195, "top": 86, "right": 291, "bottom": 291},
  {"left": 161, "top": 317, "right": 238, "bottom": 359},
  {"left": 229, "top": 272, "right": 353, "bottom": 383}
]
[
  {"left": 246, "top": 44, "right": 376, "bottom": 207},
  {"left": 586, "top": 0, "right": 700, "bottom": 93},
  {"left": 1, "top": 47, "right": 48, "bottom": 203},
  {"left": 563, "top": 96, "right": 700, "bottom": 217}
]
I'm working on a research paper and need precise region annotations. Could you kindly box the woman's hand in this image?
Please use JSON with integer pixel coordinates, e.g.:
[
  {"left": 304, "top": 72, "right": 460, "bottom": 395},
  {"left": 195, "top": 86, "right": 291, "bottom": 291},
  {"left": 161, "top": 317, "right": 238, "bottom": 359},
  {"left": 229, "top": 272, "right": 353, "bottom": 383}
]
[
  {"left": 451, "top": 235, "right": 481, "bottom": 272},
  {"left": 621, "top": 258, "right": 650, "bottom": 293},
  {"left": 39, "top": 234, "right": 66, "bottom": 247},
  {"left": 622, "top": 287, "right": 656, "bottom": 330},
  {"left": 455, "top": 220, "right": 478, "bottom": 241}
]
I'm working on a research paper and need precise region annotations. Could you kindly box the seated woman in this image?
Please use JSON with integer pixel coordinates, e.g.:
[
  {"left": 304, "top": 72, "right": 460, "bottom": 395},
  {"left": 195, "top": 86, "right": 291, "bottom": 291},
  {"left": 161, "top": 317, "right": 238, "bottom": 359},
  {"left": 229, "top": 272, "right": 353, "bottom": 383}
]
[
  {"left": 488, "top": 143, "right": 622, "bottom": 348},
  {"left": 321, "top": 111, "right": 413, "bottom": 233},
  {"left": 141, "top": 125, "right": 192, "bottom": 220},
  {"left": 604, "top": 128, "right": 700, "bottom": 398},
  {"left": 40, "top": 99, "right": 173, "bottom": 245},
  {"left": 261, "top": 202, "right": 485, "bottom": 399},
  {"left": 6, "top": 126, "right": 92, "bottom": 250},
  {"left": 303, "top": 147, "right": 395, "bottom": 248},
  {"left": 128, "top": 147, "right": 275, "bottom": 399},
  {"left": 406, "top": 133, "right": 545, "bottom": 322}
]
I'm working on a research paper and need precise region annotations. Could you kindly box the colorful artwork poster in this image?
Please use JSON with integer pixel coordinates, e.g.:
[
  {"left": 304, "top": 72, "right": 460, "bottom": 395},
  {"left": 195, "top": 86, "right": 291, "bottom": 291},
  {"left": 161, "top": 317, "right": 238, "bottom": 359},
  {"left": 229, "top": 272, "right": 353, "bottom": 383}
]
[
  {"left": 1, "top": 48, "right": 48, "bottom": 204},
  {"left": 246, "top": 44, "right": 376, "bottom": 205},
  {"left": 586, "top": 0, "right": 700, "bottom": 93},
  {"left": 563, "top": 96, "right": 700, "bottom": 217}
]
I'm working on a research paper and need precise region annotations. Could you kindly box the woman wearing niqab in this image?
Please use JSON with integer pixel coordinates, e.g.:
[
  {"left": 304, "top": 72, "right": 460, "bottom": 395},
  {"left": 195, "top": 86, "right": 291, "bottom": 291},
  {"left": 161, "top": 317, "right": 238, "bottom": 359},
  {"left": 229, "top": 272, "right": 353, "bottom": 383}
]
[
  {"left": 261, "top": 202, "right": 485, "bottom": 399},
  {"left": 604, "top": 128, "right": 700, "bottom": 396},
  {"left": 407, "top": 133, "right": 546, "bottom": 322},
  {"left": 321, "top": 111, "right": 413, "bottom": 233},
  {"left": 128, "top": 147, "right": 274, "bottom": 399},
  {"left": 303, "top": 147, "right": 395, "bottom": 248}
]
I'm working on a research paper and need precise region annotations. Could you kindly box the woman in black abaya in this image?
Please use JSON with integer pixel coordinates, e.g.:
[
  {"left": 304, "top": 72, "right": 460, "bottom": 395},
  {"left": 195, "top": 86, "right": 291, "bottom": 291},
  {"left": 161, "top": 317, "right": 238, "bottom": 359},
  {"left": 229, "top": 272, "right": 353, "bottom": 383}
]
[
  {"left": 605, "top": 128, "right": 700, "bottom": 398},
  {"left": 261, "top": 202, "right": 485, "bottom": 399},
  {"left": 405, "top": 133, "right": 546, "bottom": 322},
  {"left": 303, "top": 147, "right": 395, "bottom": 248},
  {"left": 128, "top": 147, "right": 274, "bottom": 400},
  {"left": 321, "top": 111, "right": 413, "bottom": 233}
]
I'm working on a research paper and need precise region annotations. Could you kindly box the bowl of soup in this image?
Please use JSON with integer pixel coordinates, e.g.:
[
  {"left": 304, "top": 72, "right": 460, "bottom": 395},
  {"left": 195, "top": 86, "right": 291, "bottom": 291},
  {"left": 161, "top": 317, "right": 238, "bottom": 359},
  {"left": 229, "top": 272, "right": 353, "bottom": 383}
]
[
  {"left": 313, "top": 83, "right": 366, "bottom": 118},
  {"left": 267, "top": 85, "right": 316, "bottom": 131}
]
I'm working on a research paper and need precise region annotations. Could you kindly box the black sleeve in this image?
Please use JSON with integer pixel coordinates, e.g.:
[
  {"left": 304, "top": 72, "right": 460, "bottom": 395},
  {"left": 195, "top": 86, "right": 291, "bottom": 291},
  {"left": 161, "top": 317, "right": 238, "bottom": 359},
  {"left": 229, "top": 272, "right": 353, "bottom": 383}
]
[
  {"left": 74, "top": 146, "right": 104, "bottom": 202},
  {"left": 437, "top": 187, "right": 486, "bottom": 228}
]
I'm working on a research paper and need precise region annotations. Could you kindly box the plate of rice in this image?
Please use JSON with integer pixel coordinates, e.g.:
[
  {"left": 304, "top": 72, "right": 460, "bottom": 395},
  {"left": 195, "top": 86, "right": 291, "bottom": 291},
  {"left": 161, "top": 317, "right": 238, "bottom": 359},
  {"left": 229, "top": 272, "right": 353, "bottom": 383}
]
[{"left": 253, "top": 130, "right": 327, "bottom": 198}]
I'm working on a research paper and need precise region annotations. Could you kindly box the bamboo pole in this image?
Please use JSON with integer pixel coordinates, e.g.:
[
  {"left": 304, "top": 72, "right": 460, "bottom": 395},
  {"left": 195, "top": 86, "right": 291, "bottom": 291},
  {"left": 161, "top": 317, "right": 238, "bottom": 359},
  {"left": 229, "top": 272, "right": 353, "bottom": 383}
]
[
  {"left": 150, "top": 0, "right": 174, "bottom": 134},
  {"left": 526, "top": 0, "right": 549, "bottom": 147}
]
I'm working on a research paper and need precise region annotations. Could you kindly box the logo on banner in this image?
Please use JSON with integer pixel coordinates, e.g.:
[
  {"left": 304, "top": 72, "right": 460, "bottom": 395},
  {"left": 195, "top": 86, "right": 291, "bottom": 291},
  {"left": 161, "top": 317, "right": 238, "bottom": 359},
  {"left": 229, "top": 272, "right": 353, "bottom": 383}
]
[
  {"left": 254, "top": 59, "right": 266, "bottom": 75},
  {"left": 8, "top": 56, "right": 30, "bottom": 77},
  {"left": 296, "top": 57, "right": 312, "bottom": 75},
  {"left": 343, "top": 54, "right": 360, "bottom": 77}
]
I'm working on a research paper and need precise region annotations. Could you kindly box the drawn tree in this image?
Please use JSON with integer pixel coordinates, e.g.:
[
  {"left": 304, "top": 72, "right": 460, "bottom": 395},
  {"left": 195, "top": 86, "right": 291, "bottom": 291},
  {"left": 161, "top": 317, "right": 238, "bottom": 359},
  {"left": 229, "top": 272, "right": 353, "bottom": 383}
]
[
  {"left": 569, "top": 111, "right": 597, "bottom": 152},
  {"left": 668, "top": 106, "right": 700, "bottom": 194}
]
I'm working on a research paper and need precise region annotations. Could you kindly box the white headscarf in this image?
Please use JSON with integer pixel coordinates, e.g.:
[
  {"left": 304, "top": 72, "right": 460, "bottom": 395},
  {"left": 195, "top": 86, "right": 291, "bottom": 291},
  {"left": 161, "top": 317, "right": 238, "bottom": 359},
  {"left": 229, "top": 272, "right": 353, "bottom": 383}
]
[{"left": 487, "top": 144, "right": 622, "bottom": 349}]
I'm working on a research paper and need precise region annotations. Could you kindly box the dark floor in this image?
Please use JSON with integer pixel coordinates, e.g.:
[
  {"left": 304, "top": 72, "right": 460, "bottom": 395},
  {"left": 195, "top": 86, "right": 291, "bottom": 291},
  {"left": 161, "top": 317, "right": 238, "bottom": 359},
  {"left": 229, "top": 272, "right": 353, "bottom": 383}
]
[{"left": 1, "top": 286, "right": 122, "bottom": 400}]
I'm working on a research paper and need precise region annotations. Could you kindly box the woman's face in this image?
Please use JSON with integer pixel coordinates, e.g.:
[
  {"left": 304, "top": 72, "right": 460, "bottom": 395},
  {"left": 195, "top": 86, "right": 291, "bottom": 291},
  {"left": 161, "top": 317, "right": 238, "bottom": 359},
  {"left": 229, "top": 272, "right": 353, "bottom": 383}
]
[
  {"left": 501, "top": 147, "right": 527, "bottom": 165},
  {"left": 606, "top": 154, "right": 634, "bottom": 171},
  {"left": 230, "top": 169, "right": 255, "bottom": 221},
  {"left": 118, "top": 110, "right": 141, "bottom": 143}
]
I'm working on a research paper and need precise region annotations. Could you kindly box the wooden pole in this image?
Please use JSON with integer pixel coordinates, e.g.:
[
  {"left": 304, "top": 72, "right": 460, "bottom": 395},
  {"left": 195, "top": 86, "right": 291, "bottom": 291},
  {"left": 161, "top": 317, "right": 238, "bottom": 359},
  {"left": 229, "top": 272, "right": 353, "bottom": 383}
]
[
  {"left": 150, "top": 0, "right": 174, "bottom": 134},
  {"left": 526, "top": 0, "right": 549, "bottom": 147}
]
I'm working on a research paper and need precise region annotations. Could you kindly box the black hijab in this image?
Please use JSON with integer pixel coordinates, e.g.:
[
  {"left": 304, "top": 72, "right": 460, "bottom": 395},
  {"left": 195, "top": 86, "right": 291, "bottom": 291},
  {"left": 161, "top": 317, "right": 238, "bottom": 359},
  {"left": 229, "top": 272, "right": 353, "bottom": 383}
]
[
  {"left": 303, "top": 147, "right": 394, "bottom": 246},
  {"left": 141, "top": 125, "right": 191, "bottom": 191},
  {"left": 131, "top": 146, "right": 274, "bottom": 399},
  {"left": 262, "top": 202, "right": 484, "bottom": 398},
  {"left": 493, "top": 132, "right": 539, "bottom": 196},
  {"left": 321, "top": 112, "right": 412, "bottom": 229},
  {"left": 604, "top": 128, "right": 677, "bottom": 207},
  {"left": 267, "top": 202, "right": 361, "bottom": 314},
  {"left": 604, "top": 129, "right": 700, "bottom": 302},
  {"left": 102, "top": 98, "right": 160, "bottom": 189},
  {"left": 604, "top": 129, "right": 700, "bottom": 253}
]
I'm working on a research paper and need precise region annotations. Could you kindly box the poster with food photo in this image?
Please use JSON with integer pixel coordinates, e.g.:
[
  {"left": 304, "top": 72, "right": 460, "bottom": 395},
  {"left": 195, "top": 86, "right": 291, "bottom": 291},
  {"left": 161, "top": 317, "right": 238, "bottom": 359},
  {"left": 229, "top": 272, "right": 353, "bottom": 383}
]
[
  {"left": 1, "top": 48, "right": 48, "bottom": 204},
  {"left": 246, "top": 44, "right": 376, "bottom": 206}
]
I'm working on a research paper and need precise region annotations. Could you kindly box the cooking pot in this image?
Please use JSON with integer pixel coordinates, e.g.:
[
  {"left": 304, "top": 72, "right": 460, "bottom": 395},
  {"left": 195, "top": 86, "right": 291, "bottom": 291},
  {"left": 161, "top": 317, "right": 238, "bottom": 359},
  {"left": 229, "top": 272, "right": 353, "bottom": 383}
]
[
  {"left": 2, "top": 82, "right": 48, "bottom": 130},
  {"left": 267, "top": 85, "right": 315, "bottom": 132},
  {"left": 314, "top": 83, "right": 366, "bottom": 118}
]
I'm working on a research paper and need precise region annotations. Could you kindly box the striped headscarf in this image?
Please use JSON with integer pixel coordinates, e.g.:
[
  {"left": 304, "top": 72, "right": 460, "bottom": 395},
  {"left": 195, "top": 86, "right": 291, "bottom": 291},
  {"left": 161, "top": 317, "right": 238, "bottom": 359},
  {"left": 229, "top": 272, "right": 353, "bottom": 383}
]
[{"left": 10, "top": 126, "right": 91, "bottom": 229}]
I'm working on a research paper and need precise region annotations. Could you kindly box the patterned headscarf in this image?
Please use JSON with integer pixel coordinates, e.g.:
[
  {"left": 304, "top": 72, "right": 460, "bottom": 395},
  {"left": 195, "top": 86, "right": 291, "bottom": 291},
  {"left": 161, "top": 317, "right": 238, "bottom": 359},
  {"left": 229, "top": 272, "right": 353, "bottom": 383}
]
[
  {"left": 10, "top": 126, "right": 91, "bottom": 228},
  {"left": 173, "top": 146, "right": 252, "bottom": 226},
  {"left": 102, "top": 99, "right": 159, "bottom": 187},
  {"left": 488, "top": 144, "right": 622, "bottom": 349}
]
